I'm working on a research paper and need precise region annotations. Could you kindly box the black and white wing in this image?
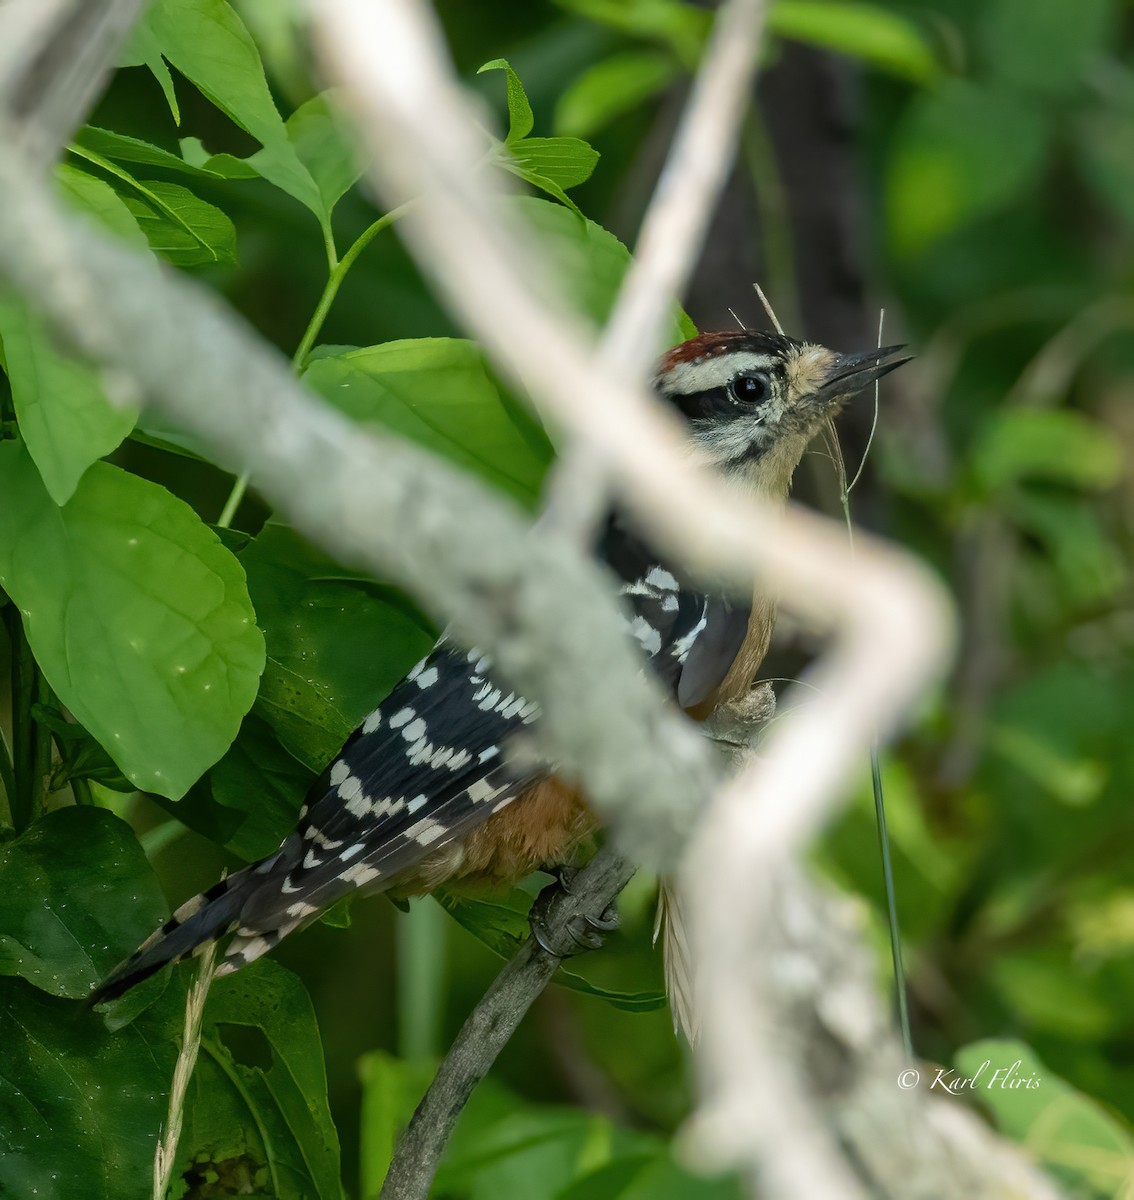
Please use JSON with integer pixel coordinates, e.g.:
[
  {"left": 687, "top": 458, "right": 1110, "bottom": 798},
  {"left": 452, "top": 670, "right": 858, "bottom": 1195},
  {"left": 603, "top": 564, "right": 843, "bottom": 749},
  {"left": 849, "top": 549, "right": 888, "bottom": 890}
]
[
  {"left": 93, "top": 512, "right": 749, "bottom": 1000},
  {"left": 600, "top": 513, "right": 751, "bottom": 709}
]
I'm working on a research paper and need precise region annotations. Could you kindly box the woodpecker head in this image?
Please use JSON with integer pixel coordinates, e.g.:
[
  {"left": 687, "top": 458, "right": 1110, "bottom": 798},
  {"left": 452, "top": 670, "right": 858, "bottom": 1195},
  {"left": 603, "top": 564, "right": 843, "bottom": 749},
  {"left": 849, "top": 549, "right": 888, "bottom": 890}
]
[{"left": 655, "top": 330, "right": 909, "bottom": 490}]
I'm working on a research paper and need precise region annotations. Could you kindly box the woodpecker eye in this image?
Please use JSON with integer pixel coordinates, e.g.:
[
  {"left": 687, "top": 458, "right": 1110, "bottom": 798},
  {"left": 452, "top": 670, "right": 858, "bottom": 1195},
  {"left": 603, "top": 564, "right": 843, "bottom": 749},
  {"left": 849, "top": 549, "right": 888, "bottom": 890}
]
[{"left": 728, "top": 372, "right": 770, "bottom": 405}]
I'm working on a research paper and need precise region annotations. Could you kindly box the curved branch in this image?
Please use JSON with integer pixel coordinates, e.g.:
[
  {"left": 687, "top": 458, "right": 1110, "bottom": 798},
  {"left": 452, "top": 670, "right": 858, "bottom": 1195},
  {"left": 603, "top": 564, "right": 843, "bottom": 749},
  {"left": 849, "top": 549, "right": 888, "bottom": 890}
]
[{"left": 379, "top": 846, "right": 635, "bottom": 1200}]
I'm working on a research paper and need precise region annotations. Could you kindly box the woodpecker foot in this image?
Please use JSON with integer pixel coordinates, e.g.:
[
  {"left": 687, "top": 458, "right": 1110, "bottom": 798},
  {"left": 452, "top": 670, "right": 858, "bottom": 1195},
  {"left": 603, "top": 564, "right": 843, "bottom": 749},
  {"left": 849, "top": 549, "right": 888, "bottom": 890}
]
[{"left": 529, "top": 877, "right": 619, "bottom": 958}]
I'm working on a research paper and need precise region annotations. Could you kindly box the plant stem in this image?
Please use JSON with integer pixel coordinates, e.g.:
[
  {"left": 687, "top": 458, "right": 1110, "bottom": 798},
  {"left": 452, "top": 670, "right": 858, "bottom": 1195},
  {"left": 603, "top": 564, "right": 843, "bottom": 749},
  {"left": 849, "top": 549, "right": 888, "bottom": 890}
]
[
  {"left": 397, "top": 898, "right": 447, "bottom": 1061},
  {"left": 215, "top": 202, "right": 410, "bottom": 530},
  {"left": 4, "top": 605, "right": 40, "bottom": 832},
  {"left": 741, "top": 109, "right": 801, "bottom": 335},
  {"left": 291, "top": 202, "right": 411, "bottom": 372}
]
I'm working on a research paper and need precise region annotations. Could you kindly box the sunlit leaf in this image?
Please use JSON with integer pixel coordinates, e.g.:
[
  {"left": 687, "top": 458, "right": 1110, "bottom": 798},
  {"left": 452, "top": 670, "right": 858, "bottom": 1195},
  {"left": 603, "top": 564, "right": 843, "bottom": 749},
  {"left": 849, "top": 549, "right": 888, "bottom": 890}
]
[
  {"left": 770, "top": 2, "right": 940, "bottom": 83},
  {"left": 303, "top": 337, "right": 554, "bottom": 505},
  {"left": 0, "top": 446, "right": 265, "bottom": 798},
  {"left": 973, "top": 409, "right": 1122, "bottom": 491},
  {"left": 555, "top": 51, "right": 680, "bottom": 139},
  {"left": 955, "top": 1039, "right": 1134, "bottom": 1195},
  {"left": 140, "top": 0, "right": 324, "bottom": 218},
  {"left": 479, "top": 58, "right": 535, "bottom": 142}
]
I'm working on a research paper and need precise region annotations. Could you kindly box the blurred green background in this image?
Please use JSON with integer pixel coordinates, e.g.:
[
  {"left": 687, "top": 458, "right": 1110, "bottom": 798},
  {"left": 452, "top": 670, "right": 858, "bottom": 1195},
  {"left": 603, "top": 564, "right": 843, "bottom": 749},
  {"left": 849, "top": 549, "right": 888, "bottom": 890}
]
[{"left": 4, "top": 0, "right": 1134, "bottom": 1196}]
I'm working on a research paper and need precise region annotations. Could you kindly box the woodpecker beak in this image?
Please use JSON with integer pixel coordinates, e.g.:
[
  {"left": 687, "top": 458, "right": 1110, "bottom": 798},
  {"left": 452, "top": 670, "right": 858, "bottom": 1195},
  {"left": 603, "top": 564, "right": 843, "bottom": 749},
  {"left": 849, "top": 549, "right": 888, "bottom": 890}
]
[{"left": 816, "top": 344, "right": 911, "bottom": 406}]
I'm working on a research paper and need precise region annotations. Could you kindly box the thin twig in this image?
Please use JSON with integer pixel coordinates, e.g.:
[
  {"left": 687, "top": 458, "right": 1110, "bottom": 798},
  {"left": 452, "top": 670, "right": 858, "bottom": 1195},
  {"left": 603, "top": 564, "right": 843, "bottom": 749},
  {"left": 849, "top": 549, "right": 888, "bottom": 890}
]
[{"left": 379, "top": 847, "right": 635, "bottom": 1200}]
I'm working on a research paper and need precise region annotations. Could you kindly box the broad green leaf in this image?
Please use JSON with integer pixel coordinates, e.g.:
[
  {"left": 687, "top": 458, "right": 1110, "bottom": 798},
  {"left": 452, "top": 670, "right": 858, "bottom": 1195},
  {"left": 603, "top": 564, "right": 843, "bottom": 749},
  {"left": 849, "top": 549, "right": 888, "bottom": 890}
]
[
  {"left": 120, "top": 17, "right": 180, "bottom": 122},
  {"left": 239, "top": 523, "right": 435, "bottom": 771},
  {"left": 75, "top": 126, "right": 208, "bottom": 176},
  {"left": 0, "top": 960, "right": 340, "bottom": 1200},
  {"left": 177, "top": 134, "right": 263, "bottom": 178},
  {"left": 0, "top": 299, "right": 137, "bottom": 505},
  {"left": 183, "top": 961, "right": 344, "bottom": 1200},
  {"left": 955, "top": 1039, "right": 1134, "bottom": 1195},
  {"left": 518, "top": 197, "right": 698, "bottom": 343},
  {"left": 769, "top": 2, "right": 940, "bottom": 83},
  {"left": 972, "top": 409, "right": 1122, "bottom": 491},
  {"left": 141, "top": 0, "right": 323, "bottom": 218},
  {"left": 0, "top": 446, "right": 265, "bottom": 798},
  {"left": 479, "top": 58, "right": 535, "bottom": 142},
  {"left": 0, "top": 808, "right": 167, "bottom": 997},
  {"left": 886, "top": 81, "right": 1047, "bottom": 258},
  {"left": 980, "top": 0, "right": 1112, "bottom": 97},
  {"left": 209, "top": 714, "right": 314, "bottom": 858},
  {"left": 56, "top": 163, "right": 149, "bottom": 250},
  {"left": 286, "top": 92, "right": 366, "bottom": 218},
  {"left": 506, "top": 136, "right": 600, "bottom": 191},
  {"left": 552, "top": 0, "right": 711, "bottom": 67},
  {"left": 69, "top": 142, "right": 237, "bottom": 266},
  {"left": 303, "top": 337, "right": 554, "bottom": 505},
  {"left": 435, "top": 886, "right": 667, "bottom": 1011},
  {"left": 121, "top": 181, "right": 238, "bottom": 267},
  {"left": 555, "top": 51, "right": 681, "bottom": 139},
  {"left": 0, "top": 977, "right": 181, "bottom": 1200}
]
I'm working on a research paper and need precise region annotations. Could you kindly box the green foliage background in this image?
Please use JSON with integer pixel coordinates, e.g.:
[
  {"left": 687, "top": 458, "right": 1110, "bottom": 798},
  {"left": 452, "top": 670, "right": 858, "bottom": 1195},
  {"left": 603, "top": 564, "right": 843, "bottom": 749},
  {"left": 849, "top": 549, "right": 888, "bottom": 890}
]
[{"left": 1, "top": 0, "right": 1133, "bottom": 1196}]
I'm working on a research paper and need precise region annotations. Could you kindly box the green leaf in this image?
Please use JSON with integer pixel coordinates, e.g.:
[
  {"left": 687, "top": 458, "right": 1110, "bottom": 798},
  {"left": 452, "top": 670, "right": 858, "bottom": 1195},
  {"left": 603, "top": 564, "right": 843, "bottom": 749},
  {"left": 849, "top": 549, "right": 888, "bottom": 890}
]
[
  {"left": 209, "top": 714, "right": 314, "bottom": 859},
  {"left": 555, "top": 51, "right": 681, "bottom": 139},
  {"left": 1008, "top": 493, "right": 1125, "bottom": 607},
  {"left": 954, "top": 1039, "right": 1134, "bottom": 1195},
  {"left": 186, "top": 960, "right": 344, "bottom": 1200},
  {"left": 0, "top": 232, "right": 136, "bottom": 503},
  {"left": 435, "top": 886, "right": 667, "bottom": 1011},
  {"left": 506, "top": 136, "right": 600, "bottom": 191},
  {"left": 120, "top": 180, "right": 238, "bottom": 267},
  {"left": 239, "top": 523, "right": 435, "bottom": 771},
  {"left": 886, "top": 81, "right": 1048, "bottom": 258},
  {"left": 0, "top": 808, "right": 167, "bottom": 997},
  {"left": 518, "top": 197, "right": 697, "bottom": 342},
  {"left": 479, "top": 58, "right": 535, "bottom": 142},
  {"left": 0, "top": 959, "right": 341, "bottom": 1200},
  {"left": 140, "top": 0, "right": 323, "bottom": 218},
  {"left": 979, "top": 0, "right": 1112, "bottom": 97},
  {"left": 56, "top": 162, "right": 149, "bottom": 249},
  {"left": 358, "top": 1051, "right": 440, "bottom": 1197},
  {"left": 0, "top": 446, "right": 265, "bottom": 798},
  {"left": 285, "top": 92, "right": 366, "bottom": 220},
  {"left": 769, "top": 2, "right": 940, "bottom": 83},
  {"left": 972, "top": 409, "right": 1123, "bottom": 492},
  {"left": 75, "top": 126, "right": 206, "bottom": 175},
  {"left": 0, "top": 977, "right": 181, "bottom": 1199},
  {"left": 302, "top": 337, "right": 554, "bottom": 506},
  {"left": 120, "top": 17, "right": 180, "bottom": 122},
  {"left": 551, "top": 0, "right": 711, "bottom": 67},
  {"left": 69, "top": 142, "right": 237, "bottom": 267}
]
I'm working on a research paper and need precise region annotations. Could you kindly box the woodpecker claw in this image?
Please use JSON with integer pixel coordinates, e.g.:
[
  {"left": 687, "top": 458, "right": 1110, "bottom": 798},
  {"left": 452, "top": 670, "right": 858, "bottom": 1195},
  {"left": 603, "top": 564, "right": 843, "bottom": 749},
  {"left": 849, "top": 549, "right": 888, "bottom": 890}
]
[{"left": 528, "top": 879, "right": 619, "bottom": 957}]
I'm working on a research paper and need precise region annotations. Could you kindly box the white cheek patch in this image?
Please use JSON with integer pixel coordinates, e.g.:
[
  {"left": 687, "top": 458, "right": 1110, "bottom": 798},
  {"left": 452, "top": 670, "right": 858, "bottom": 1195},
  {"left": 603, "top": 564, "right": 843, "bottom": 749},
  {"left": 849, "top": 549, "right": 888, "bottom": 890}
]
[{"left": 662, "top": 351, "right": 778, "bottom": 396}]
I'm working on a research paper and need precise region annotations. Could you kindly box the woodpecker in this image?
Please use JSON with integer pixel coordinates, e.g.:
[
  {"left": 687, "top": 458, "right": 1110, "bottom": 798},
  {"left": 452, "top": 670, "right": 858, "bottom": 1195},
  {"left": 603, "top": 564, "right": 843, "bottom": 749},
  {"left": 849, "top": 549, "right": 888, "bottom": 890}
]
[{"left": 92, "top": 329, "right": 908, "bottom": 1004}]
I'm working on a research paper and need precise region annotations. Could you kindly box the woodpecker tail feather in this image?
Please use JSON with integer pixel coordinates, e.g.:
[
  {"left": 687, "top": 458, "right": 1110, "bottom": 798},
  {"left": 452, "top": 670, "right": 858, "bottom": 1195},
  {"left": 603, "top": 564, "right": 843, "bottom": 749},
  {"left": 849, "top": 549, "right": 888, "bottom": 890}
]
[
  {"left": 654, "top": 878, "right": 699, "bottom": 1045},
  {"left": 90, "top": 857, "right": 278, "bottom": 1004}
]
